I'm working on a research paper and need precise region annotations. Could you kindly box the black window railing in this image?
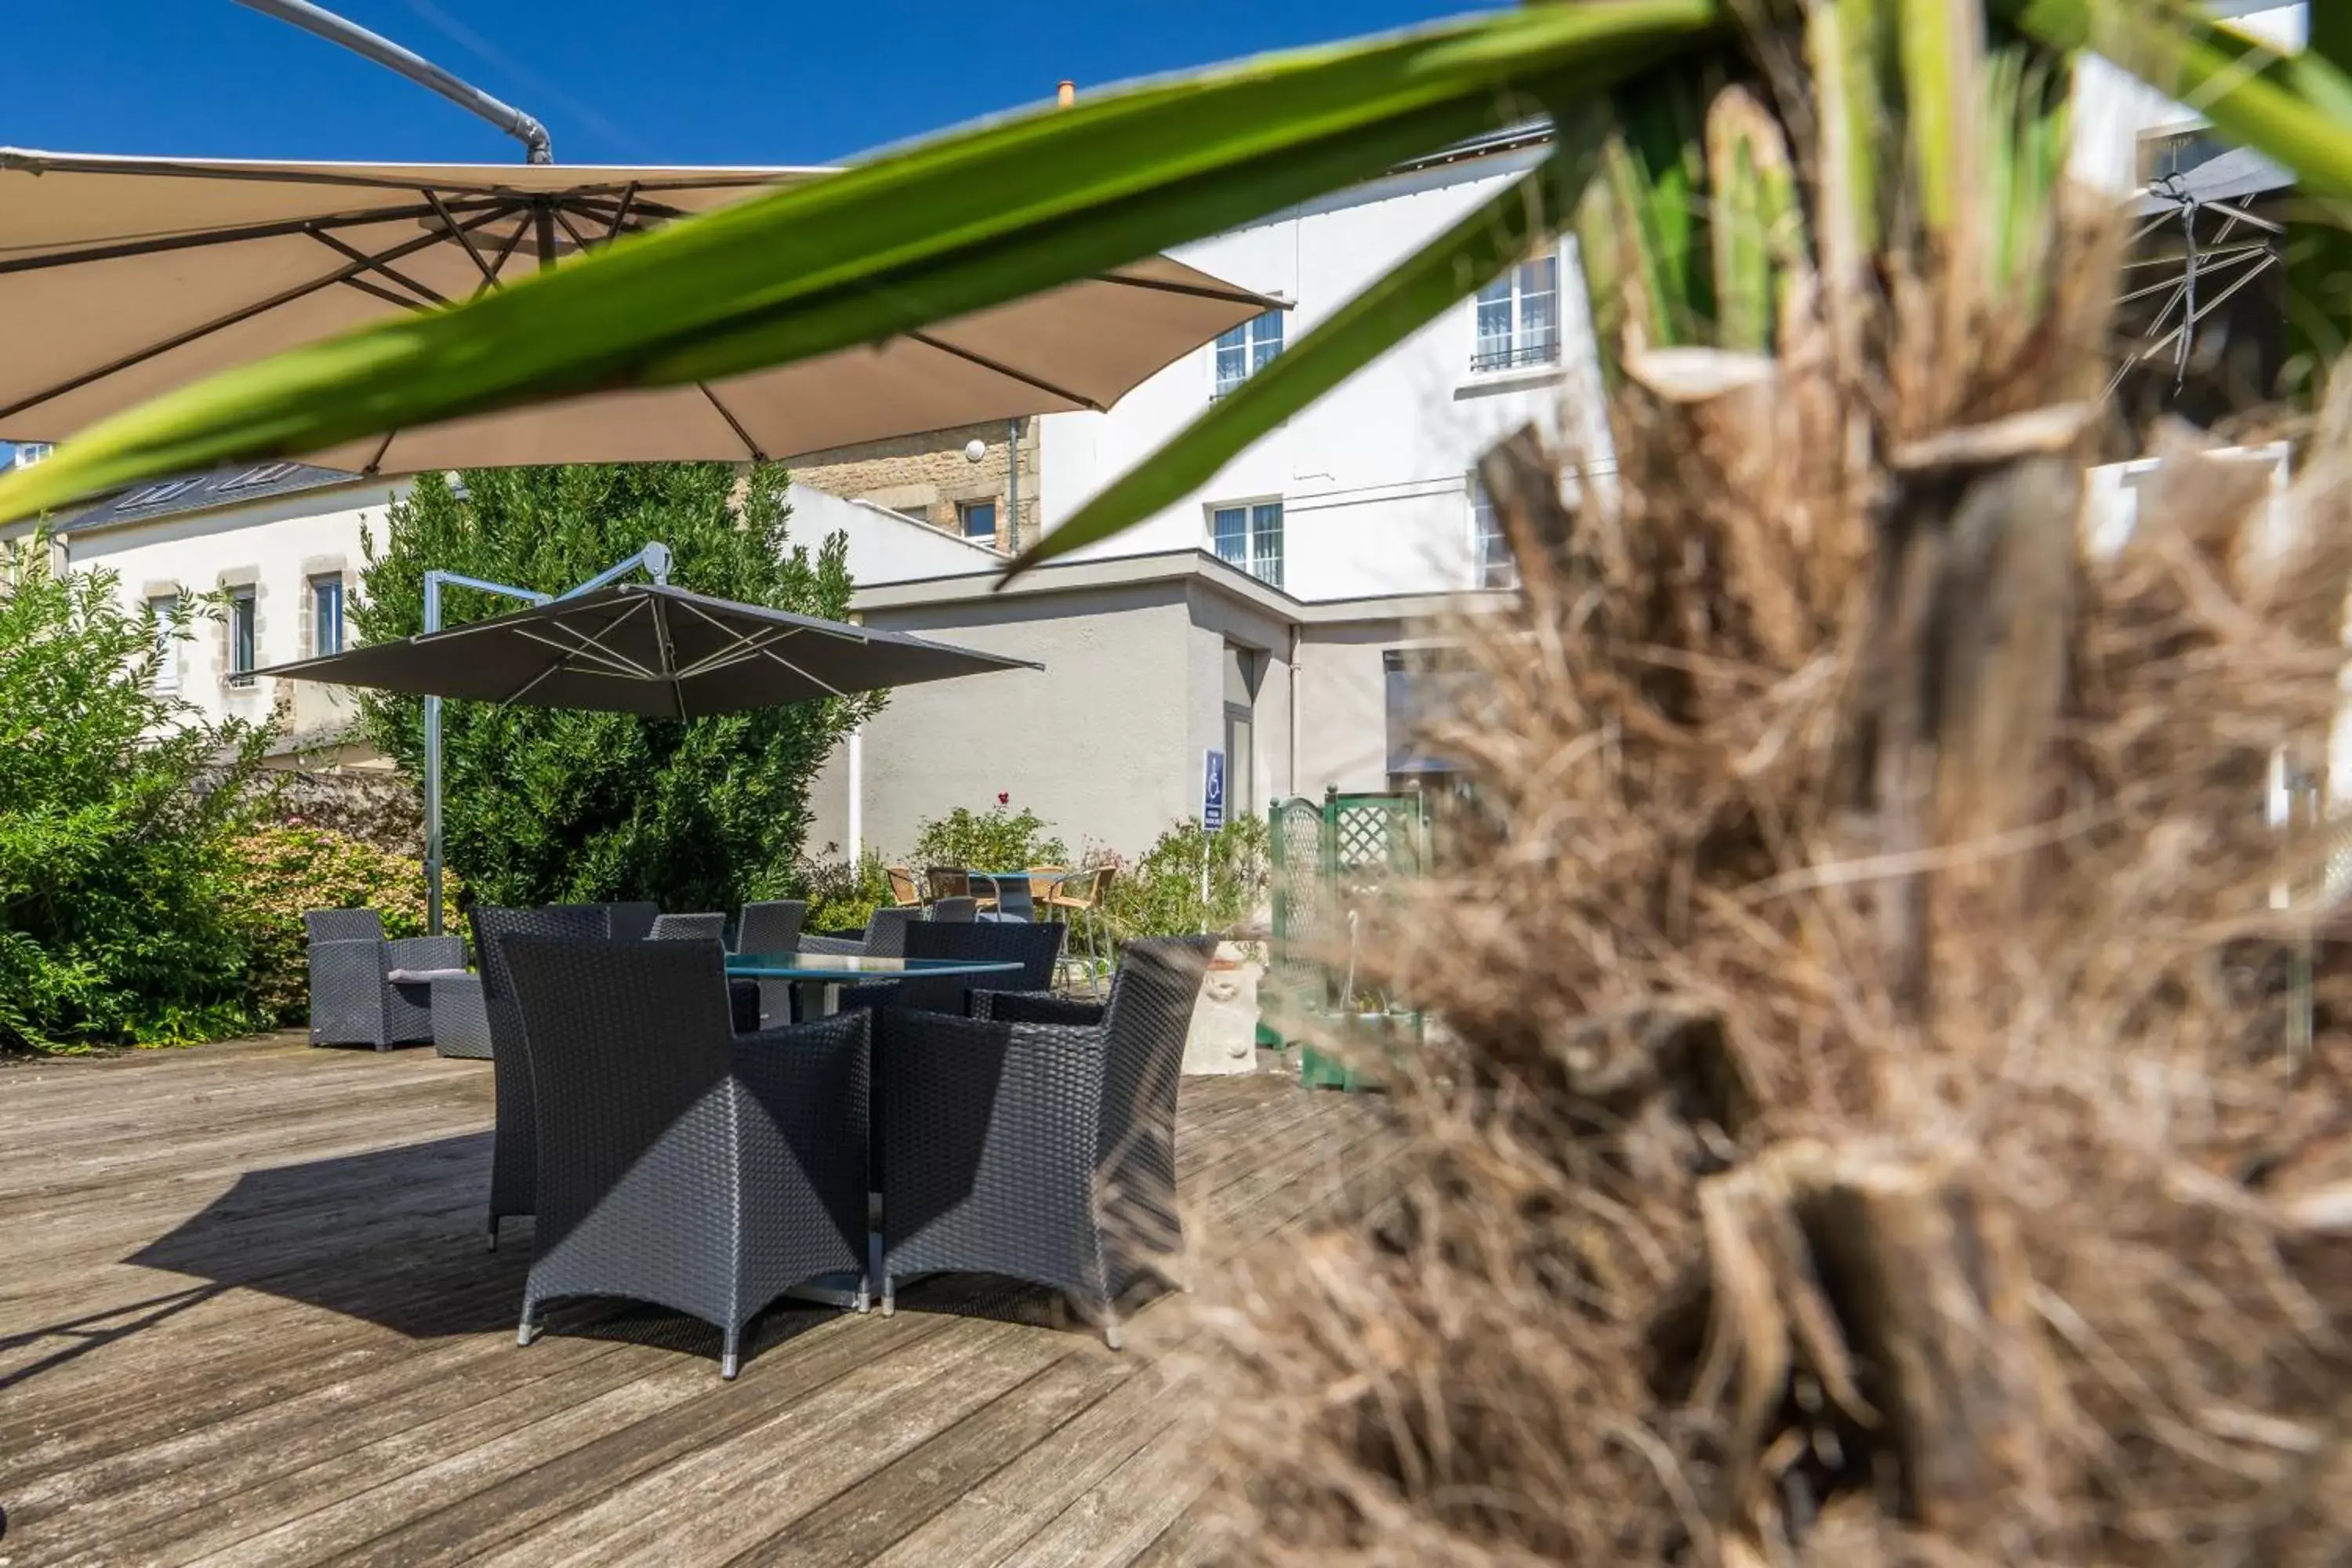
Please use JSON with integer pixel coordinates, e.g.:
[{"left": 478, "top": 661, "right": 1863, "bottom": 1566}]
[{"left": 1470, "top": 339, "right": 1561, "bottom": 374}]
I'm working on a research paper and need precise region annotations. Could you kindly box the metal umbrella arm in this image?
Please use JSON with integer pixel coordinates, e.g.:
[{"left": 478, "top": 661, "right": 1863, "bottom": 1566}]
[
  {"left": 421, "top": 543, "right": 673, "bottom": 933},
  {"left": 231, "top": 0, "right": 555, "bottom": 164}
]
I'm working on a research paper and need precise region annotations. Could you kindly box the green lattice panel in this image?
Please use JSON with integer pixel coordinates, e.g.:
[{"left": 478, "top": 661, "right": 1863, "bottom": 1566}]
[{"left": 1269, "top": 800, "right": 1330, "bottom": 1002}]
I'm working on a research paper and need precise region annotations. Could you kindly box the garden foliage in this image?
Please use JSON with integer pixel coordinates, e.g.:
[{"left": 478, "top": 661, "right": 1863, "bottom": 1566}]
[
  {"left": 227, "top": 825, "right": 442, "bottom": 1025},
  {"left": 908, "top": 801, "right": 1069, "bottom": 873},
  {"left": 1099, "top": 815, "right": 1268, "bottom": 941},
  {"left": 0, "top": 539, "right": 271, "bottom": 1050},
  {"left": 351, "top": 463, "right": 875, "bottom": 916}
]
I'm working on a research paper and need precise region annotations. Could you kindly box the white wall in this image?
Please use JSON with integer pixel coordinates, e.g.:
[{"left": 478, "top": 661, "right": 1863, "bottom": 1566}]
[
  {"left": 1040, "top": 145, "right": 1612, "bottom": 603},
  {"left": 808, "top": 583, "right": 1208, "bottom": 861},
  {"left": 787, "top": 481, "right": 1004, "bottom": 587},
  {"left": 51, "top": 481, "right": 408, "bottom": 747},
  {"left": 2071, "top": 3, "right": 2306, "bottom": 193}
]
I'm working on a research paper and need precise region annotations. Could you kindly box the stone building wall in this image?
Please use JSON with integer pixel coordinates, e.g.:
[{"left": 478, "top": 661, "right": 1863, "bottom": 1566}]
[{"left": 788, "top": 418, "right": 1041, "bottom": 553}]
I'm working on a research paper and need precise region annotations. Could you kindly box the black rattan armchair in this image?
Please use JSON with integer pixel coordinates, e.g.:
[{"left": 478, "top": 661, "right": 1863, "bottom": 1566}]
[
  {"left": 303, "top": 909, "right": 465, "bottom": 1051},
  {"left": 648, "top": 912, "right": 726, "bottom": 942},
  {"left": 472, "top": 903, "right": 610, "bottom": 1247},
  {"left": 543, "top": 901, "right": 660, "bottom": 942},
  {"left": 735, "top": 902, "right": 808, "bottom": 1029},
  {"left": 877, "top": 936, "right": 1213, "bottom": 1347},
  {"left": 842, "top": 918, "right": 1065, "bottom": 1017},
  {"left": 504, "top": 938, "right": 871, "bottom": 1379},
  {"left": 800, "top": 905, "right": 919, "bottom": 960}
]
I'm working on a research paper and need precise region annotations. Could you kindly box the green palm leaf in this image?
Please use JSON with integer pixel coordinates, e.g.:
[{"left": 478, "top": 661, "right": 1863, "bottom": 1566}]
[
  {"left": 0, "top": 1, "right": 1722, "bottom": 525},
  {"left": 1006, "top": 110, "right": 1612, "bottom": 578}
]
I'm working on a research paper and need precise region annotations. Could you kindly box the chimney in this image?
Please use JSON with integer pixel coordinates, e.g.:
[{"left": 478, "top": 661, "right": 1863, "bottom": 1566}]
[{"left": 1056, "top": 79, "right": 1076, "bottom": 108}]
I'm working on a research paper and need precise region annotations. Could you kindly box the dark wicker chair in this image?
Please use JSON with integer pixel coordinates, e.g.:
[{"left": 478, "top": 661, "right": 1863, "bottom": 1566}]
[
  {"left": 876, "top": 936, "right": 1213, "bottom": 1347},
  {"left": 304, "top": 909, "right": 465, "bottom": 1051},
  {"left": 503, "top": 938, "right": 871, "bottom": 1379},
  {"left": 543, "top": 902, "right": 660, "bottom": 942},
  {"left": 800, "top": 906, "right": 920, "bottom": 960},
  {"left": 735, "top": 902, "right": 809, "bottom": 1030},
  {"left": 842, "top": 919, "right": 1065, "bottom": 1017},
  {"left": 472, "top": 903, "right": 611, "bottom": 1247},
  {"left": 648, "top": 912, "right": 726, "bottom": 942},
  {"left": 736, "top": 900, "right": 807, "bottom": 954}
]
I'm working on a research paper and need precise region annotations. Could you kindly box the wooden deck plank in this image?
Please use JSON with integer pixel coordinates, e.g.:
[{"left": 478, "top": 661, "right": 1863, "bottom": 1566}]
[{"left": 0, "top": 1036, "right": 1393, "bottom": 1568}]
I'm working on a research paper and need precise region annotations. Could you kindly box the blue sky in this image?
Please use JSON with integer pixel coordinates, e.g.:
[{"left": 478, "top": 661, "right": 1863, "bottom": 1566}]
[{"left": 1, "top": 2, "right": 1492, "bottom": 166}]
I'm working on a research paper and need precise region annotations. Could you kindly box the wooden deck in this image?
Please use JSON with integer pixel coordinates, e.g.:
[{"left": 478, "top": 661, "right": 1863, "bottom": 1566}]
[{"left": 0, "top": 1033, "right": 1396, "bottom": 1566}]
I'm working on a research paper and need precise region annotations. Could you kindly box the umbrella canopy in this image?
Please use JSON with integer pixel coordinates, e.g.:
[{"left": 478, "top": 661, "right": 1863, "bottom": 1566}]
[
  {"left": 255, "top": 582, "right": 1036, "bottom": 718},
  {"left": 0, "top": 149, "right": 1273, "bottom": 470}
]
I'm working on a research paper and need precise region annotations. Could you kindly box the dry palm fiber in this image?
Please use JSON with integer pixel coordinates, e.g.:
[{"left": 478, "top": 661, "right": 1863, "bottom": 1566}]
[{"left": 1189, "top": 16, "right": 2352, "bottom": 1567}]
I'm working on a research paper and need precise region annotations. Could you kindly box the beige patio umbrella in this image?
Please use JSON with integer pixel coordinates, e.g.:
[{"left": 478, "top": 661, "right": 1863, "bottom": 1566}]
[{"left": 0, "top": 148, "right": 1272, "bottom": 471}]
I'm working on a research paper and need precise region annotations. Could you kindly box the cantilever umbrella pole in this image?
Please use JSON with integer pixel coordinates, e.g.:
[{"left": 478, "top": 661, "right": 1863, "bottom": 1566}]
[{"left": 418, "top": 543, "right": 672, "bottom": 935}]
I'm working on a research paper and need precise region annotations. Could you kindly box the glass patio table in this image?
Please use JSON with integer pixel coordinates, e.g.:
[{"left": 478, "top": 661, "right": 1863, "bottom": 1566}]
[{"left": 725, "top": 952, "right": 1022, "bottom": 1021}]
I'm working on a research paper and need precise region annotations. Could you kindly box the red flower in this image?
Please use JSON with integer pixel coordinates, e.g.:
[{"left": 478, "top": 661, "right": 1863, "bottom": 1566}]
[{"left": 996, "top": 792, "right": 1010, "bottom": 806}]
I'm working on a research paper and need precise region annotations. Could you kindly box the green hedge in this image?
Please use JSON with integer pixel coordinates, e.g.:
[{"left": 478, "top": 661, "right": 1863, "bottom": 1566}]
[{"left": 226, "top": 826, "right": 445, "bottom": 1026}]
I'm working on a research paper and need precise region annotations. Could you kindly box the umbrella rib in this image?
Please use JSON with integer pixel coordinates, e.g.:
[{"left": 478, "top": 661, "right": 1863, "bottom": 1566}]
[
  {"left": 495, "top": 657, "right": 575, "bottom": 709},
  {"left": 757, "top": 644, "right": 851, "bottom": 700},
  {"left": 307, "top": 230, "right": 449, "bottom": 307},
  {"left": 906, "top": 332, "right": 1105, "bottom": 412},
  {"left": 361, "top": 430, "right": 397, "bottom": 475},
  {"left": 668, "top": 595, "right": 855, "bottom": 662},
  {"left": 600, "top": 185, "right": 639, "bottom": 243},
  {"left": 511, "top": 623, "right": 659, "bottom": 680},
  {"left": 551, "top": 206, "right": 597, "bottom": 255},
  {"left": 1093, "top": 270, "right": 1279, "bottom": 310},
  {"left": 670, "top": 621, "right": 804, "bottom": 679},
  {"left": 0, "top": 198, "right": 497, "bottom": 274},
  {"left": 337, "top": 274, "right": 435, "bottom": 314},
  {"left": 651, "top": 595, "right": 685, "bottom": 720},
  {"left": 425, "top": 189, "right": 497, "bottom": 283},
  {"left": 697, "top": 386, "right": 769, "bottom": 461},
  {"left": 0, "top": 204, "right": 513, "bottom": 423},
  {"left": 474, "top": 213, "right": 530, "bottom": 297}
]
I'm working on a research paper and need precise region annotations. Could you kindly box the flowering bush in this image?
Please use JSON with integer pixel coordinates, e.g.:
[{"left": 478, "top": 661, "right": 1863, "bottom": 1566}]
[
  {"left": 223, "top": 825, "right": 446, "bottom": 1025},
  {"left": 909, "top": 801, "right": 1069, "bottom": 873}
]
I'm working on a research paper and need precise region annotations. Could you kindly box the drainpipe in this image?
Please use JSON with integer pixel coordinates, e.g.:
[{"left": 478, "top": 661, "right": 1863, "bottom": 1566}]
[
  {"left": 847, "top": 731, "right": 864, "bottom": 861},
  {"left": 1005, "top": 417, "right": 1022, "bottom": 550},
  {"left": 848, "top": 608, "right": 865, "bottom": 858},
  {"left": 1287, "top": 622, "right": 1301, "bottom": 797}
]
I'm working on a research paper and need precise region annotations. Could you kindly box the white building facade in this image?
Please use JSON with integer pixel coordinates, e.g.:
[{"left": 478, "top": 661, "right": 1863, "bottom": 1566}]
[{"left": 1037, "top": 128, "right": 1612, "bottom": 604}]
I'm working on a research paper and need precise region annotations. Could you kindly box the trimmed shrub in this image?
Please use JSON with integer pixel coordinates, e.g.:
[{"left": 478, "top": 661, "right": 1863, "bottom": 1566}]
[{"left": 224, "top": 826, "right": 445, "bottom": 1025}]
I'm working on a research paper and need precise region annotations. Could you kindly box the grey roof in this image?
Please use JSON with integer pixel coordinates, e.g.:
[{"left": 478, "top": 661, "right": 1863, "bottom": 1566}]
[{"left": 61, "top": 460, "right": 368, "bottom": 528}]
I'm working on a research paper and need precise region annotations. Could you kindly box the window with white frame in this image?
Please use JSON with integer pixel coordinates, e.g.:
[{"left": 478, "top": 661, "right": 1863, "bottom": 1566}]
[
  {"left": 1468, "top": 479, "right": 1518, "bottom": 589},
  {"left": 1210, "top": 501, "right": 1283, "bottom": 589},
  {"left": 147, "top": 594, "right": 180, "bottom": 692},
  {"left": 1472, "top": 253, "right": 1561, "bottom": 373},
  {"left": 957, "top": 499, "right": 999, "bottom": 543},
  {"left": 1213, "top": 310, "right": 1284, "bottom": 397},
  {"left": 310, "top": 574, "right": 345, "bottom": 656}
]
